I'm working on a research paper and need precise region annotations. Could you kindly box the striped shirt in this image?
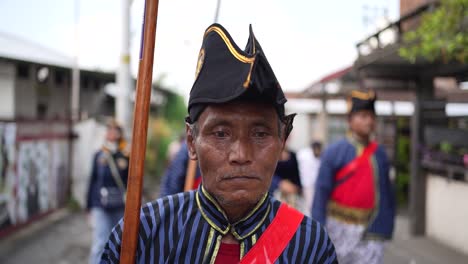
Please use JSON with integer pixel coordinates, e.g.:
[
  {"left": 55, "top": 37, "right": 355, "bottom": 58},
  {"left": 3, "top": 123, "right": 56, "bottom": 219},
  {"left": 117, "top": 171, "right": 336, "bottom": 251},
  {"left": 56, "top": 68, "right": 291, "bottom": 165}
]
[{"left": 101, "top": 186, "right": 337, "bottom": 263}]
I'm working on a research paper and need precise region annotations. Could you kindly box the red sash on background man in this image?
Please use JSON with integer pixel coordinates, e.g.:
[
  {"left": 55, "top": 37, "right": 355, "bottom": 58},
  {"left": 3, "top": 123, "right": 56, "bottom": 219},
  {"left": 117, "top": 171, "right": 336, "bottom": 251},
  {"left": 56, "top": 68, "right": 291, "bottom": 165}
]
[{"left": 330, "top": 142, "right": 378, "bottom": 210}]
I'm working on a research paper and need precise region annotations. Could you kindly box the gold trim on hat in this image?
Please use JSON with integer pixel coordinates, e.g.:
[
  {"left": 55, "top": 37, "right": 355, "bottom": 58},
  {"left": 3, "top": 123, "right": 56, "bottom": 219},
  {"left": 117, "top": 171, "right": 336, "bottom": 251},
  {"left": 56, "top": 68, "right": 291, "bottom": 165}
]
[
  {"left": 350, "top": 90, "right": 375, "bottom": 100},
  {"left": 243, "top": 63, "right": 254, "bottom": 88},
  {"left": 205, "top": 26, "right": 255, "bottom": 64},
  {"left": 204, "top": 25, "right": 255, "bottom": 88}
]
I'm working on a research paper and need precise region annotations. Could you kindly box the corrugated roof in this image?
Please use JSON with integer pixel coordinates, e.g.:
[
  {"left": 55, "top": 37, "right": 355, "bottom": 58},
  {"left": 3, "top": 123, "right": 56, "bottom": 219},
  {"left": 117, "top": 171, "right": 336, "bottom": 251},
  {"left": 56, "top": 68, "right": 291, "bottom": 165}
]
[
  {"left": 318, "top": 66, "right": 352, "bottom": 83},
  {"left": 0, "top": 31, "right": 74, "bottom": 68},
  {"left": 302, "top": 66, "right": 353, "bottom": 96}
]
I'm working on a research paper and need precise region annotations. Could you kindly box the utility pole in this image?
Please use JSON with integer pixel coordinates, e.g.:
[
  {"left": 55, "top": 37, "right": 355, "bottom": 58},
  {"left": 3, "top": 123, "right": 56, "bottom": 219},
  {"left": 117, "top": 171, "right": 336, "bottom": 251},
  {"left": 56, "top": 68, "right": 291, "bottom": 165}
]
[
  {"left": 214, "top": 0, "right": 221, "bottom": 23},
  {"left": 71, "top": 0, "right": 80, "bottom": 120},
  {"left": 117, "top": 0, "right": 133, "bottom": 132},
  {"left": 68, "top": 0, "right": 81, "bottom": 216}
]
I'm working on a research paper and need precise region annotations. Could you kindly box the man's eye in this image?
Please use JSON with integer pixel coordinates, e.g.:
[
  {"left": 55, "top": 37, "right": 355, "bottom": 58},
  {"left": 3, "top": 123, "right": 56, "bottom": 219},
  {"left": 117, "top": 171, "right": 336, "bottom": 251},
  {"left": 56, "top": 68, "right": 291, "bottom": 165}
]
[
  {"left": 253, "top": 132, "right": 268, "bottom": 138},
  {"left": 214, "top": 131, "right": 228, "bottom": 137}
]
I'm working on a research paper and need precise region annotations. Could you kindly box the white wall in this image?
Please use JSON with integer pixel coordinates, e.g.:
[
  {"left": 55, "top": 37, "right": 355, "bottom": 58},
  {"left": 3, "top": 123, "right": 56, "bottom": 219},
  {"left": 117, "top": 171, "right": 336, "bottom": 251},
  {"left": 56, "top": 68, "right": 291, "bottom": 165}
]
[
  {"left": 0, "top": 62, "right": 15, "bottom": 118},
  {"left": 426, "top": 174, "right": 468, "bottom": 255},
  {"left": 15, "top": 65, "right": 37, "bottom": 118},
  {"left": 287, "top": 113, "right": 311, "bottom": 152},
  {"left": 285, "top": 99, "right": 323, "bottom": 152},
  {"left": 71, "top": 119, "right": 106, "bottom": 208}
]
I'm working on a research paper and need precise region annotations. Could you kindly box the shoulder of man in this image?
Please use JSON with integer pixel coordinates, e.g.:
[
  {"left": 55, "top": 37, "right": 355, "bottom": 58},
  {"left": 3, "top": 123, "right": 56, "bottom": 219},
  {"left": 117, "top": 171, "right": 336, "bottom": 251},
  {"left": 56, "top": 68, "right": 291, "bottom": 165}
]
[
  {"left": 296, "top": 214, "right": 338, "bottom": 263},
  {"left": 100, "top": 191, "right": 195, "bottom": 263},
  {"left": 325, "top": 138, "right": 352, "bottom": 152},
  {"left": 321, "top": 138, "right": 353, "bottom": 162},
  {"left": 375, "top": 143, "right": 389, "bottom": 157},
  {"left": 268, "top": 199, "right": 337, "bottom": 263}
]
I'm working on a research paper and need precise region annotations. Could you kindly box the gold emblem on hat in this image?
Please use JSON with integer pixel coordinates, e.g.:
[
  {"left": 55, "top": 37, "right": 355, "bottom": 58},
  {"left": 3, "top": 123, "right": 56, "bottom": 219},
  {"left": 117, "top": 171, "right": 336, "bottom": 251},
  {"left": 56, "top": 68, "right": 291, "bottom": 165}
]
[{"left": 195, "top": 48, "right": 205, "bottom": 80}]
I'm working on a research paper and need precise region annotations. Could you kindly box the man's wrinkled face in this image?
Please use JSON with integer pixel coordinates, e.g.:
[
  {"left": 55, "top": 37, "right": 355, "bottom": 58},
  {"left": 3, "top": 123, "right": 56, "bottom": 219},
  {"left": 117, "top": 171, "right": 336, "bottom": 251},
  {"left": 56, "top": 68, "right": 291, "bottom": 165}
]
[
  {"left": 186, "top": 101, "right": 285, "bottom": 208},
  {"left": 349, "top": 110, "right": 376, "bottom": 138}
]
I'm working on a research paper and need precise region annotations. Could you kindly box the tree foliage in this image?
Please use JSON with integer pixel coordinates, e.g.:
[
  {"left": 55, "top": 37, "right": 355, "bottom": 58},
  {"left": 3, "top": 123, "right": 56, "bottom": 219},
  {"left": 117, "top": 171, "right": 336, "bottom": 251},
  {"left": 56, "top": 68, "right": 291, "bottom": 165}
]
[
  {"left": 145, "top": 76, "right": 187, "bottom": 182},
  {"left": 161, "top": 92, "right": 187, "bottom": 132},
  {"left": 399, "top": 0, "right": 468, "bottom": 63}
]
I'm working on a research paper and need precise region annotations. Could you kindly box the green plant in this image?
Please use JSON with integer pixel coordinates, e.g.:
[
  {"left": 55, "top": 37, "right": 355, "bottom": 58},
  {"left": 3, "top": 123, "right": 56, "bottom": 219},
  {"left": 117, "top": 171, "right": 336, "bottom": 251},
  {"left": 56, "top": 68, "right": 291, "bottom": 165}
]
[
  {"left": 395, "top": 118, "right": 411, "bottom": 207},
  {"left": 399, "top": 0, "right": 468, "bottom": 63},
  {"left": 144, "top": 86, "right": 187, "bottom": 182},
  {"left": 67, "top": 196, "right": 82, "bottom": 212},
  {"left": 145, "top": 118, "right": 172, "bottom": 180}
]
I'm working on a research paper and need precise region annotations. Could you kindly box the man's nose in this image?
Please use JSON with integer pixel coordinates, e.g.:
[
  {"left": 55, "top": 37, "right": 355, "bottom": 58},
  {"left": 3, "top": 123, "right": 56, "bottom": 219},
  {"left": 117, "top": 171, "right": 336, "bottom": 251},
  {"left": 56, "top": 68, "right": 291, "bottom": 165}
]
[{"left": 229, "top": 137, "right": 253, "bottom": 165}]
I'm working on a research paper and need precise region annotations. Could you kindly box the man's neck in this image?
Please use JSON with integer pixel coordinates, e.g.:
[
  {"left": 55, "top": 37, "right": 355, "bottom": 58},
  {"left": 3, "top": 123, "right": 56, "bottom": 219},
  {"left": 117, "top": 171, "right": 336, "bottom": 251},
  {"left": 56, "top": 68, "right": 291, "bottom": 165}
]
[
  {"left": 222, "top": 202, "right": 257, "bottom": 223},
  {"left": 351, "top": 132, "right": 370, "bottom": 145},
  {"left": 221, "top": 232, "right": 239, "bottom": 244},
  {"left": 220, "top": 202, "right": 257, "bottom": 244}
]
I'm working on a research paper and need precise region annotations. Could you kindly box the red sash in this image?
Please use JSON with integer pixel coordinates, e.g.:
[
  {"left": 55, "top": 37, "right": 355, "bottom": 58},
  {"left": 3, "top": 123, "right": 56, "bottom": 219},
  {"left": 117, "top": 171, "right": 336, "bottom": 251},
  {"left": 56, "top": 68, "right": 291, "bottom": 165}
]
[
  {"left": 331, "top": 142, "right": 378, "bottom": 209},
  {"left": 240, "top": 203, "right": 304, "bottom": 264},
  {"left": 193, "top": 176, "right": 202, "bottom": 189}
]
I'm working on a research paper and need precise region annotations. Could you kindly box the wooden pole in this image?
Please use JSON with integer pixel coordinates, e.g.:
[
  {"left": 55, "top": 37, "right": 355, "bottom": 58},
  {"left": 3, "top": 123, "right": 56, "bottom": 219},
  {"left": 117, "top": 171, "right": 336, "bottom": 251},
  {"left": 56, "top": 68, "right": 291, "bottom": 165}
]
[
  {"left": 184, "top": 160, "right": 197, "bottom": 191},
  {"left": 120, "top": 0, "right": 159, "bottom": 263}
]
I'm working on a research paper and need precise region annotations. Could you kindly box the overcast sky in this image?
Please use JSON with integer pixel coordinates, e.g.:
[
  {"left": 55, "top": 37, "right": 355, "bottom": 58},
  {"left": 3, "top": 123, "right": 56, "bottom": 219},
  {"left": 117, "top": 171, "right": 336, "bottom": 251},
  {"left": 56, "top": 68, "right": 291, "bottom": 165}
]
[{"left": 0, "top": 0, "right": 398, "bottom": 97}]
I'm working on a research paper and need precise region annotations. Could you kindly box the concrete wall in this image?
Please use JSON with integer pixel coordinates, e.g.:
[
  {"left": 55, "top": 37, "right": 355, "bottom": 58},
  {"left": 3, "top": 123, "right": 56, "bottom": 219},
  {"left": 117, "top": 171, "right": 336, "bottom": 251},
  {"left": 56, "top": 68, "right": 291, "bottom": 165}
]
[
  {"left": 0, "top": 121, "right": 70, "bottom": 233},
  {"left": 71, "top": 119, "right": 106, "bottom": 208},
  {"left": 426, "top": 174, "right": 468, "bottom": 255},
  {"left": 15, "top": 65, "right": 37, "bottom": 118},
  {"left": 14, "top": 64, "right": 73, "bottom": 119},
  {"left": 0, "top": 62, "right": 15, "bottom": 119},
  {"left": 45, "top": 69, "right": 71, "bottom": 118},
  {"left": 79, "top": 80, "right": 110, "bottom": 118},
  {"left": 287, "top": 113, "right": 312, "bottom": 152}
]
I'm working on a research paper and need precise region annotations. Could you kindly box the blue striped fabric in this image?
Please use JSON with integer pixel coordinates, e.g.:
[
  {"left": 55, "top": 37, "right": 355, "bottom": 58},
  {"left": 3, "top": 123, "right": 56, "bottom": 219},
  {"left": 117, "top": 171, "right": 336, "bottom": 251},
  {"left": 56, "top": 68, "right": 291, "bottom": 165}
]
[{"left": 101, "top": 185, "right": 337, "bottom": 263}]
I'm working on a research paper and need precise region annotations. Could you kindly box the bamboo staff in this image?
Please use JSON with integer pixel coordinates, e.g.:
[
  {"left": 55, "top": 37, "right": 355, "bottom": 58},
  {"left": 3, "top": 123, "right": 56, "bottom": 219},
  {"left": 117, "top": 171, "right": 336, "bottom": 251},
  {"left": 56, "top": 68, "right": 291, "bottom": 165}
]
[
  {"left": 120, "top": 0, "right": 160, "bottom": 263},
  {"left": 183, "top": 160, "right": 197, "bottom": 191}
]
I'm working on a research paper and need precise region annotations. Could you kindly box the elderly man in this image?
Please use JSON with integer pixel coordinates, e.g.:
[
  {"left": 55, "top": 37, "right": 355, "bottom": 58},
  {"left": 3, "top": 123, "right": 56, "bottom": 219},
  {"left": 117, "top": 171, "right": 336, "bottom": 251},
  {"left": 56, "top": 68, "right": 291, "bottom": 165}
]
[
  {"left": 101, "top": 24, "right": 337, "bottom": 263},
  {"left": 312, "top": 90, "right": 395, "bottom": 264}
]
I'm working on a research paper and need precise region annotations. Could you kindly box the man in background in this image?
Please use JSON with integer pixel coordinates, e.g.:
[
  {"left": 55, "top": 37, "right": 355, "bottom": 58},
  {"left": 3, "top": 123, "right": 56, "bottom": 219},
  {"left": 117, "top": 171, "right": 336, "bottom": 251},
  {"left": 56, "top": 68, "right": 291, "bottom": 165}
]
[
  {"left": 297, "top": 141, "right": 321, "bottom": 216},
  {"left": 312, "top": 90, "right": 395, "bottom": 264}
]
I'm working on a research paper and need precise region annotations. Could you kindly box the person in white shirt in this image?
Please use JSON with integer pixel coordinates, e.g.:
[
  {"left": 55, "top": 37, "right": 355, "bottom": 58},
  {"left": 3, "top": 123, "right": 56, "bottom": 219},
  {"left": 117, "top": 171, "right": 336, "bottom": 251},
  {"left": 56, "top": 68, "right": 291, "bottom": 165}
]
[{"left": 297, "top": 141, "right": 322, "bottom": 216}]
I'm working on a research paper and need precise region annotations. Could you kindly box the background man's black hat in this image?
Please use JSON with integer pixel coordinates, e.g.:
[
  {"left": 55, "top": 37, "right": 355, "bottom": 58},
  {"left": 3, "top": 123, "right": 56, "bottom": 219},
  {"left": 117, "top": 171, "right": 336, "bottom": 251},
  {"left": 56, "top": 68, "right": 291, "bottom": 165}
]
[
  {"left": 186, "top": 23, "right": 290, "bottom": 125},
  {"left": 347, "top": 90, "right": 376, "bottom": 115}
]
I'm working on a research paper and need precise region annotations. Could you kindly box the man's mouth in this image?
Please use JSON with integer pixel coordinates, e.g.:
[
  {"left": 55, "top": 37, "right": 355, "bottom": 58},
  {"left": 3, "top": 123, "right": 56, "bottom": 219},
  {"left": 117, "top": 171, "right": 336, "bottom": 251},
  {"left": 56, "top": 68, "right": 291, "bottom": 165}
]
[{"left": 221, "top": 175, "right": 259, "bottom": 181}]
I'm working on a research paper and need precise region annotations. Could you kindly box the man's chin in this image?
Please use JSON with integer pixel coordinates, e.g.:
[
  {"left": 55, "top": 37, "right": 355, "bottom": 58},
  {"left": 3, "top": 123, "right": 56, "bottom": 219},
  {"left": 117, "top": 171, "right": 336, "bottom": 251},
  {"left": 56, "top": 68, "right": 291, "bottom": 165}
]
[{"left": 215, "top": 191, "right": 263, "bottom": 207}]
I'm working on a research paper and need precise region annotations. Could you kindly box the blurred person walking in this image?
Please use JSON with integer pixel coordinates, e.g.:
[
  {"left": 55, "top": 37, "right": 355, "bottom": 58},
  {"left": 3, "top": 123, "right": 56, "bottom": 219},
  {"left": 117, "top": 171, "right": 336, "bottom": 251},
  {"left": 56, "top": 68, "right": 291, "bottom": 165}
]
[
  {"left": 86, "top": 120, "right": 129, "bottom": 264},
  {"left": 159, "top": 141, "right": 202, "bottom": 197},
  {"left": 167, "top": 134, "right": 185, "bottom": 163},
  {"left": 312, "top": 90, "right": 395, "bottom": 264},
  {"left": 297, "top": 141, "right": 322, "bottom": 216},
  {"left": 272, "top": 148, "right": 302, "bottom": 209}
]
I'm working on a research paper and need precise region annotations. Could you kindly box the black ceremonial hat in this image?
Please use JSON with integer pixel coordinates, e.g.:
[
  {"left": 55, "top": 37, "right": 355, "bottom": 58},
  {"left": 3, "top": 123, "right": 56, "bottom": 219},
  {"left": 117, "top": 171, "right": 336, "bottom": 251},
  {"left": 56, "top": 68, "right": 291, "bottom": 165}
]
[
  {"left": 187, "top": 23, "right": 288, "bottom": 123},
  {"left": 348, "top": 90, "right": 376, "bottom": 115}
]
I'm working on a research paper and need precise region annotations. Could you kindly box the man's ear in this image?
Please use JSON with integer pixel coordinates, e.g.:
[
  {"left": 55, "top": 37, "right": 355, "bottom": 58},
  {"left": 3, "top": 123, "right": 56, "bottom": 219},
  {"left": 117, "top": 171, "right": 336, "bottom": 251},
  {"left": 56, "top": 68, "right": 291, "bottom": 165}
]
[
  {"left": 280, "top": 131, "right": 287, "bottom": 151},
  {"left": 185, "top": 123, "right": 198, "bottom": 160}
]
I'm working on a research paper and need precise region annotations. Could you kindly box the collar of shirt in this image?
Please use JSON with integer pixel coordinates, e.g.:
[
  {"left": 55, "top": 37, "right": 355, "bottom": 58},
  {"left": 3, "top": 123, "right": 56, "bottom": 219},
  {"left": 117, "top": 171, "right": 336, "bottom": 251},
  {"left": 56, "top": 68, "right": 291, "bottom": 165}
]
[{"left": 196, "top": 185, "right": 271, "bottom": 240}]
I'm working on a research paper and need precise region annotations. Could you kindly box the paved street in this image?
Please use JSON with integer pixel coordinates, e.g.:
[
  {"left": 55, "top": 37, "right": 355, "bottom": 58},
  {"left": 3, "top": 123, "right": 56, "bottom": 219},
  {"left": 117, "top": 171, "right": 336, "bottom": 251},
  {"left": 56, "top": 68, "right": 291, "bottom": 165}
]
[
  {"left": 384, "top": 215, "right": 468, "bottom": 264},
  {"left": 1, "top": 209, "right": 467, "bottom": 264},
  {"left": 0, "top": 210, "right": 91, "bottom": 264}
]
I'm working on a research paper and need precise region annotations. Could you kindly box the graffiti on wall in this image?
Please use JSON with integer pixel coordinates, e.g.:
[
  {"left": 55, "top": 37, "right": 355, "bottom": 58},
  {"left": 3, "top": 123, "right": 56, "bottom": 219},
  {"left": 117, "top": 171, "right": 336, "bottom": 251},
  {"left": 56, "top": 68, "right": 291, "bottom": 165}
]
[
  {"left": 0, "top": 122, "right": 70, "bottom": 233},
  {"left": 17, "top": 141, "right": 50, "bottom": 222},
  {"left": 0, "top": 123, "right": 16, "bottom": 229}
]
